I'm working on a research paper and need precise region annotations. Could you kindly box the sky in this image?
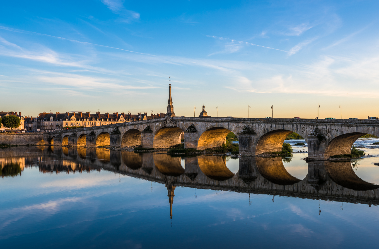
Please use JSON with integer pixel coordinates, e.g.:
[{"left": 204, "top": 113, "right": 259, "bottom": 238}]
[{"left": 1, "top": 0, "right": 379, "bottom": 119}]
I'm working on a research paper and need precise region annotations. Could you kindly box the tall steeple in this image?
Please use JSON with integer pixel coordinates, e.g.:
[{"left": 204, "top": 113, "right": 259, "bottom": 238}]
[
  {"left": 167, "top": 185, "right": 176, "bottom": 219},
  {"left": 167, "top": 78, "right": 175, "bottom": 117}
]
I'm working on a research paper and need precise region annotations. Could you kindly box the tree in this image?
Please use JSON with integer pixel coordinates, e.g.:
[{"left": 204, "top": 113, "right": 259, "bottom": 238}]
[
  {"left": 2, "top": 115, "right": 21, "bottom": 130},
  {"left": 1, "top": 163, "right": 22, "bottom": 177},
  {"left": 0, "top": 117, "right": 2, "bottom": 127}
]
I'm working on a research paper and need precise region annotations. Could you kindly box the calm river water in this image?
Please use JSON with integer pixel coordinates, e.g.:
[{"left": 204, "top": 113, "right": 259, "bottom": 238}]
[{"left": 1, "top": 139, "right": 379, "bottom": 248}]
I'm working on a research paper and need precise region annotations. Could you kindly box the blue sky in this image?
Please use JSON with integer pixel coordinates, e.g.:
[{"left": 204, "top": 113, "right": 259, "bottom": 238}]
[{"left": 1, "top": 0, "right": 379, "bottom": 118}]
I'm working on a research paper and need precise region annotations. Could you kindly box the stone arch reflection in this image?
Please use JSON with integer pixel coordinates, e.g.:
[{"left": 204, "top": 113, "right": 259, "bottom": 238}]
[
  {"left": 197, "top": 155, "right": 234, "bottom": 181},
  {"left": 96, "top": 148, "right": 110, "bottom": 163},
  {"left": 256, "top": 157, "right": 301, "bottom": 185},
  {"left": 122, "top": 152, "right": 142, "bottom": 170},
  {"left": 154, "top": 154, "right": 184, "bottom": 176},
  {"left": 77, "top": 147, "right": 86, "bottom": 159},
  {"left": 325, "top": 161, "right": 379, "bottom": 191}
]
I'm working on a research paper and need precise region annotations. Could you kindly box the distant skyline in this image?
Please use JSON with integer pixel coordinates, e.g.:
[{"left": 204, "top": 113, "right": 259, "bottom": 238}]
[{"left": 1, "top": 0, "right": 379, "bottom": 119}]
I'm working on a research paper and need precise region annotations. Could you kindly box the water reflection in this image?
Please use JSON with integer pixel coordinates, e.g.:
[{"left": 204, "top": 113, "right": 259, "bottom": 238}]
[
  {"left": 2, "top": 146, "right": 379, "bottom": 207},
  {"left": 197, "top": 155, "right": 234, "bottom": 181},
  {"left": 3, "top": 146, "right": 379, "bottom": 248}
]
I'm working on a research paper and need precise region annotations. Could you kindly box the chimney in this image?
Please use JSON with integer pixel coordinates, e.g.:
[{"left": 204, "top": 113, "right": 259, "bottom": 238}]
[
  {"left": 87, "top": 112, "right": 90, "bottom": 117},
  {"left": 96, "top": 112, "right": 100, "bottom": 118},
  {"left": 56, "top": 112, "right": 59, "bottom": 116},
  {"left": 73, "top": 112, "right": 75, "bottom": 116},
  {"left": 80, "top": 112, "right": 83, "bottom": 118},
  {"left": 19, "top": 112, "right": 21, "bottom": 117},
  {"left": 67, "top": 112, "right": 70, "bottom": 117},
  {"left": 115, "top": 112, "right": 118, "bottom": 117}
]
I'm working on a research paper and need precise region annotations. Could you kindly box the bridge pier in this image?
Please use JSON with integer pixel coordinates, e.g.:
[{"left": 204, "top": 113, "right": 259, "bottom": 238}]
[
  {"left": 52, "top": 136, "right": 62, "bottom": 146},
  {"left": 307, "top": 135, "right": 328, "bottom": 160},
  {"left": 141, "top": 131, "right": 154, "bottom": 148},
  {"left": 86, "top": 147, "right": 97, "bottom": 162},
  {"left": 238, "top": 134, "right": 259, "bottom": 156},
  {"left": 110, "top": 150, "right": 121, "bottom": 169},
  {"left": 238, "top": 156, "right": 258, "bottom": 183},
  {"left": 86, "top": 132, "right": 97, "bottom": 148},
  {"left": 184, "top": 157, "right": 200, "bottom": 181},
  {"left": 184, "top": 132, "right": 198, "bottom": 149},
  {"left": 307, "top": 161, "right": 327, "bottom": 190},
  {"left": 68, "top": 134, "right": 77, "bottom": 147},
  {"left": 110, "top": 133, "right": 121, "bottom": 148}
]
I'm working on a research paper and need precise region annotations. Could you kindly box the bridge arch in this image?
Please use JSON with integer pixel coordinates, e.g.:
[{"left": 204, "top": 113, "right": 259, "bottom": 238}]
[
  {"left": 256, "top": 130, "right": 306, "bottom": 156},
  {"left": 62, "top": 136, "right": 69, "bottom": 146},
  {"left": 77, "top": 134, "right": 86, "bottom": 147},
  {"left": 197, "top": 127, "right": 236, "bottom": 150},
  {"left": 154, "top": 127, "right": 184, "bottom": 148},
  {"left": 96, "top": 132, "right": 110, "bottom": 147},
  {"left": 324, "top": 132, "right": 367, "bottom": 159},
  {"left": 122, "top": 129, "right": 141, "bottom": 148},
  {"left": 49, "top": 136, "right": 56, "bottom": 145}
]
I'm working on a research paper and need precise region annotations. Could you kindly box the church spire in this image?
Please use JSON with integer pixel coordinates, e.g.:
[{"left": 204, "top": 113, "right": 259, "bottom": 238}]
[
  {"left": 168, "top": 184, "right": 175, "bottom": 219},
  {"left": 167, "top": 77, "right": 175, "bottom": 117}
]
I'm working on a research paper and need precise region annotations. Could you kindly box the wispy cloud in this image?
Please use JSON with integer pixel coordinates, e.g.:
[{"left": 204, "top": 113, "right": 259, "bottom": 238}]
[
  {"left": 0, "top": 36, "right": 85, "bottom": 67},
  {"left": 0, "top": 26, "right": 154, "bottom": 56},
  {"left": 322, "top": 26, "right": 369, "bottom": 50},
  {"left": 101, "top": 0, "right": 140, "bottom": 23},
  {"left": 285, "top": 23, "right": 313, "bottom": 36},
  {"left": 207, "top": 35, "right": 288, "bottom": 53},
  {"left": 36, "top": 72, "right": 158, "bottom": 92},
  {"left": 288, "top": 37, "right": 318, "bottom": 56}
]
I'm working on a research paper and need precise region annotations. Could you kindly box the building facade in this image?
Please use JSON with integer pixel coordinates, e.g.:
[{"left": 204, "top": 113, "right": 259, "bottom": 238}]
[
  {"left": 24, "top": 111, "right": 167, "bottom": 132},
  {"left": 0, "top": 111, "right": 25, "bottom": 131}
]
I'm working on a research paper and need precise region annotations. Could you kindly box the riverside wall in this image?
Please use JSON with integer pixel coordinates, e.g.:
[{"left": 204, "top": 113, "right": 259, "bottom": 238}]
[{"left": 0, "top": 133, "right": 46, "bottom": 145}]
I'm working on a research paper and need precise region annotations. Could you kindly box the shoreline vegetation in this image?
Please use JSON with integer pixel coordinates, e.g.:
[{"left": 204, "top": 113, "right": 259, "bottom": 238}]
[{"left": 330, "top": 146, "right": 365, "bottom": 159}]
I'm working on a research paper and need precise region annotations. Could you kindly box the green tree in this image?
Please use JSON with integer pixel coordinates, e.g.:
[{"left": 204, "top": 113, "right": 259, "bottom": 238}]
[
  {"left": 1, "top": 163, "right": 22, "bottom": 177},
  {"left": 1, "top": 115, "right": 20, "bottom": 130},
  {"left": 0, "top": 117, "right": 2, "bottom": 127}
]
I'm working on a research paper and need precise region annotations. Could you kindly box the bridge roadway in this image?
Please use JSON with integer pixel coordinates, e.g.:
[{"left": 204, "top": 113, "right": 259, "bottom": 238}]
[
  {"left": 30, "top": 146, "right": 379, "bottom": 207},
  {"left": 46, "top": 116, "right": 379, "bottom": 161}
]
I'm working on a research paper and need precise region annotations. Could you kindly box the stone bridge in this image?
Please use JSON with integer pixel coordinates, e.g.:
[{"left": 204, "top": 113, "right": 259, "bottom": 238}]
[
  {"left": 33, "top": 146, "right": 379, "bottom": 207},
  {"left": 45, "top": 116, "right": 379, "bottom": 160}
]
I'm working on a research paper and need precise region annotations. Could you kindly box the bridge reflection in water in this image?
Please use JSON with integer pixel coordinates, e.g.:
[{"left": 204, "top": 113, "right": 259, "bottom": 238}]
[{"left": 4, "top": 146, "right": 379, "bottom": 218}]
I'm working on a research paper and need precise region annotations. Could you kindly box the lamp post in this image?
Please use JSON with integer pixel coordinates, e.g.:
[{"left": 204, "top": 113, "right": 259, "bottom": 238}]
[
  {"left": 248, "top": 105, "right": 251, "bottom": 118},
  {"left": 318, "top": 105, "right": 320, "bottom": 119},
  {"left": 271, "top": 105, "right": 273, "bottom": 118},
  {"left": 216, "top": 107, "right": 218, "bottom": 117},
  {"left": 194, "top": 107, "right": 196, "bottom": 117},
  {"left": 339, "top": 105, "right": 342, "bottom": 119}
]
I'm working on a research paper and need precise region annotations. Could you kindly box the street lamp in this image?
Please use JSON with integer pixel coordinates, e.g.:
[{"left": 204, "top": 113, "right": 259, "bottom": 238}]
[
  {"left": 216, "top": 107, "right": 218, "bottom": 117},
  {"left": 248, "top": 105, "right": 251, "bottom": 118},
  {"left": 271, "top": 105, "right": 273, "bottom": 118},
  {"left": 194, "top": 106, "right": 196, "bottom": 117},
  {"left": 318, "top": 105, "right": 320, "bottom": 119}
]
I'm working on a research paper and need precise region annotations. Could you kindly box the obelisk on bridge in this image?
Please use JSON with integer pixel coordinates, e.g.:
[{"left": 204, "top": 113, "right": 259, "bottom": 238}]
[{"left": 167, "top": 83, "right": 175, "bottom": 117}]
